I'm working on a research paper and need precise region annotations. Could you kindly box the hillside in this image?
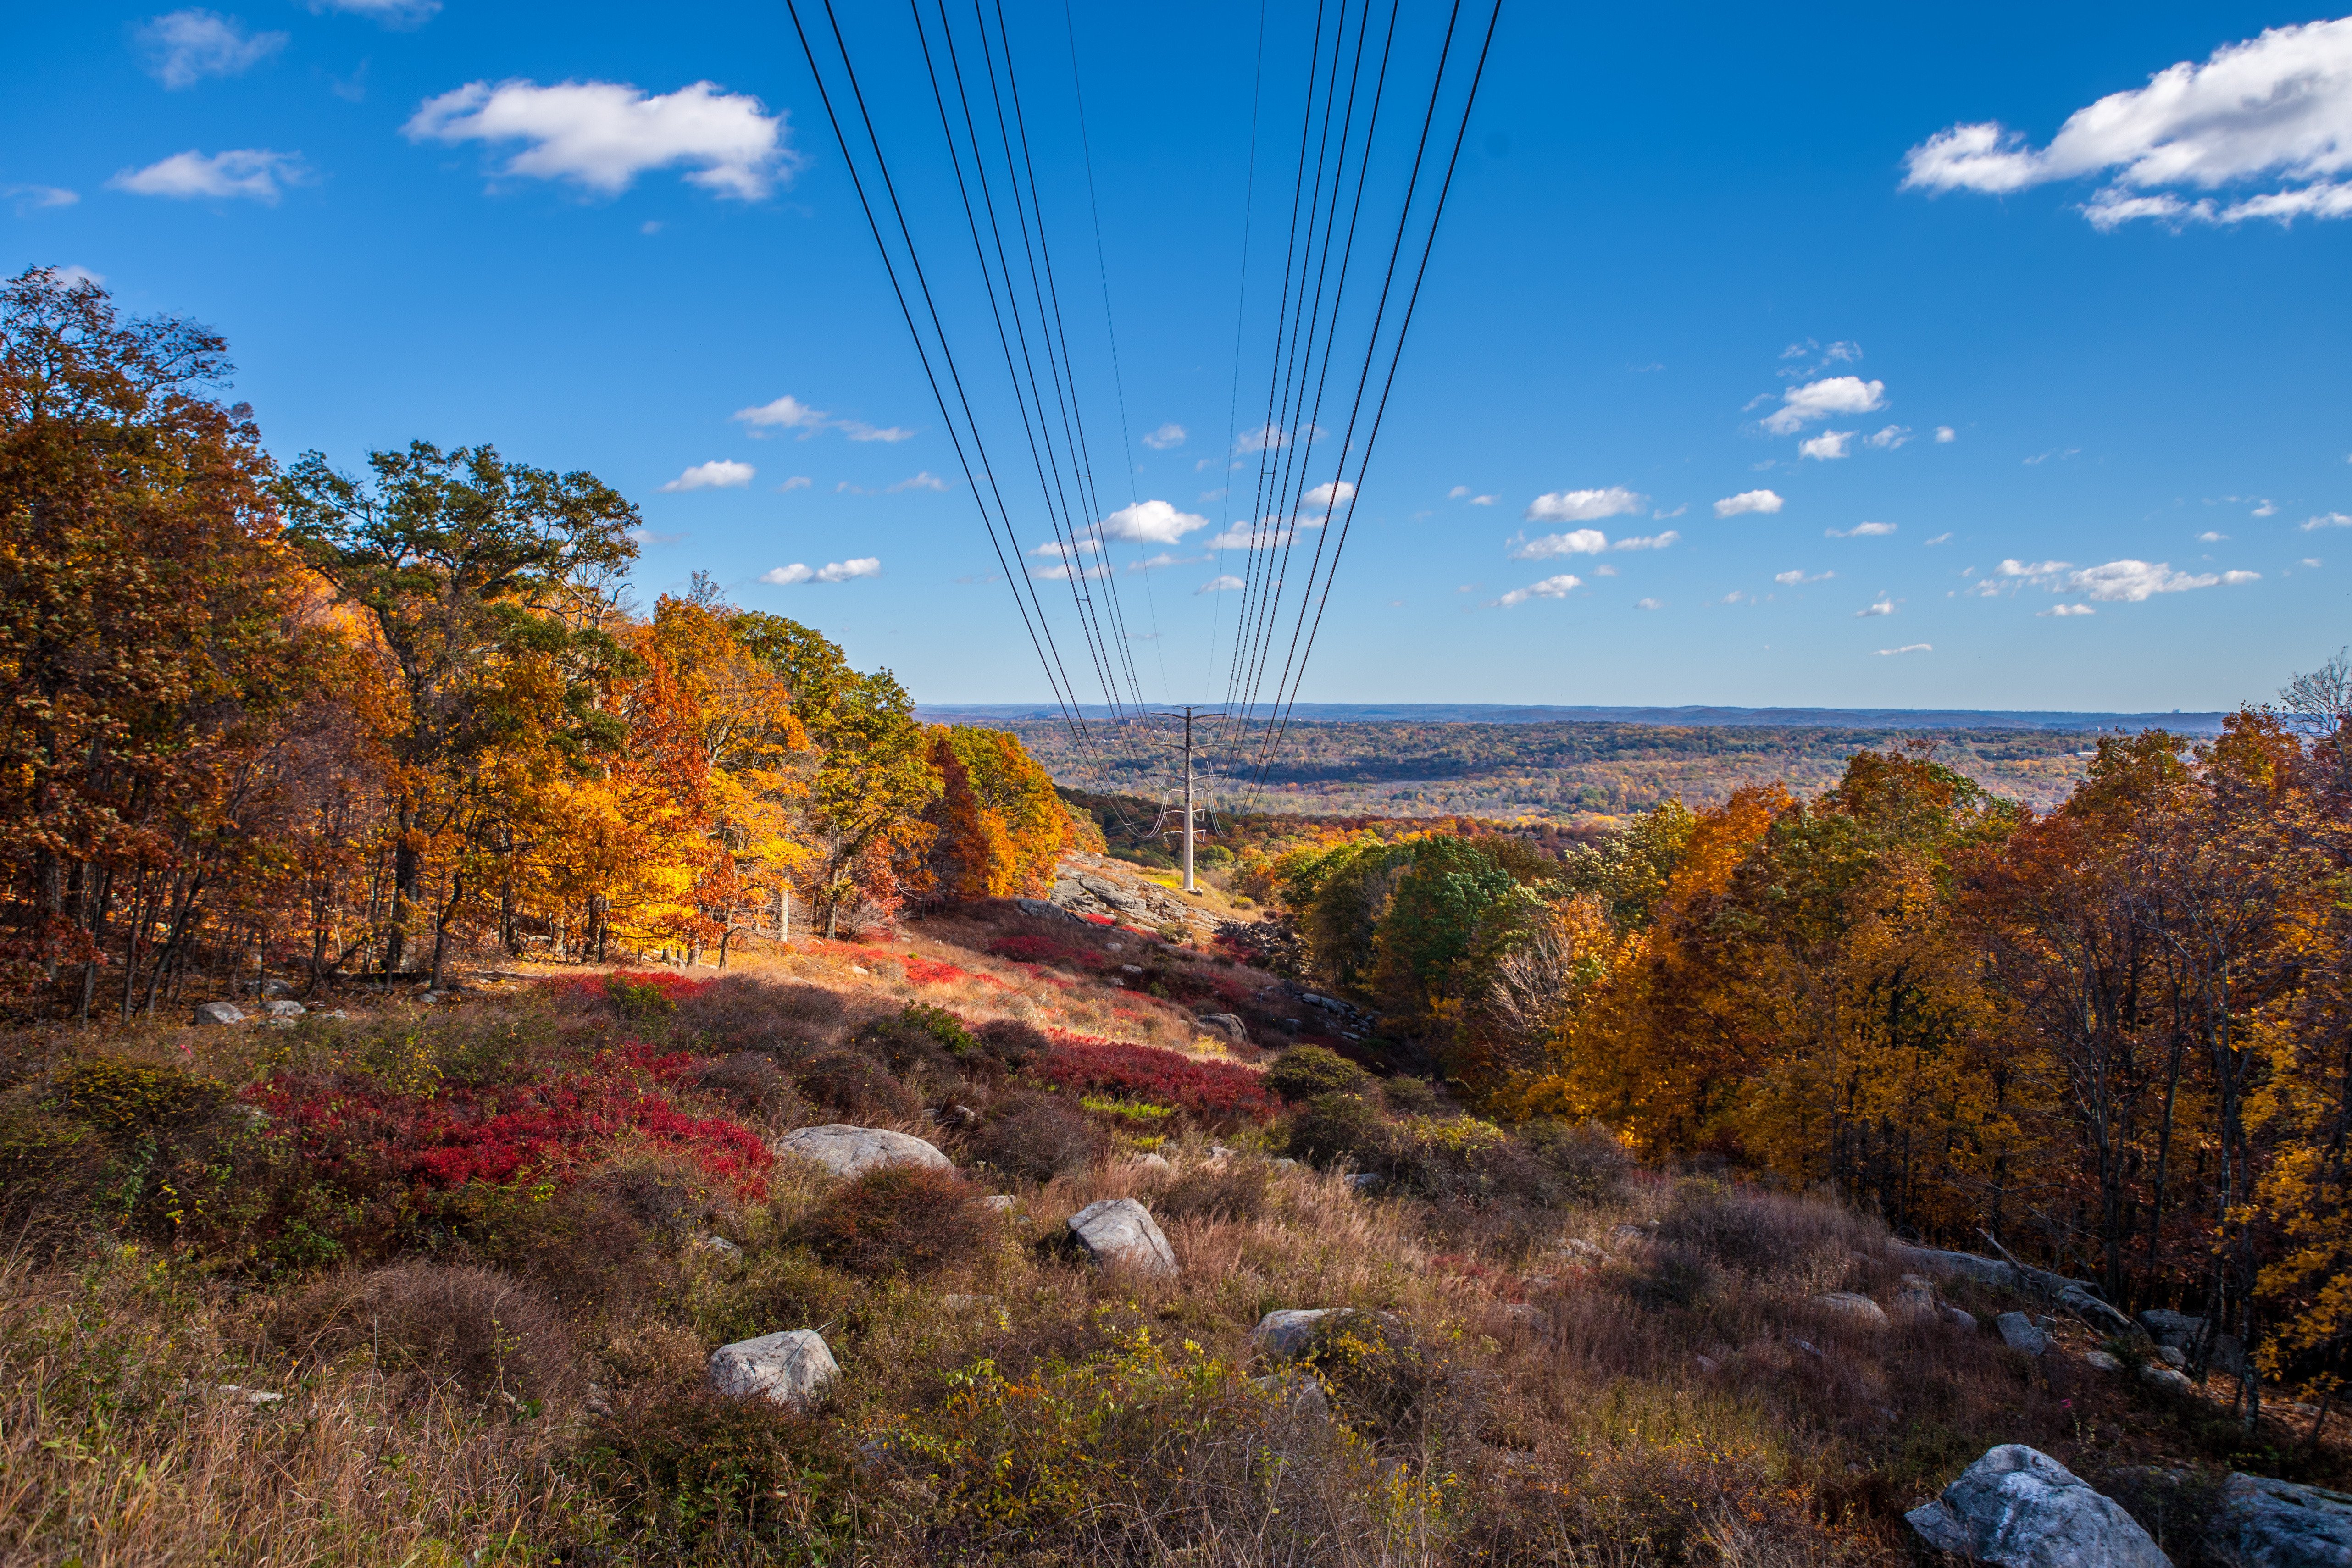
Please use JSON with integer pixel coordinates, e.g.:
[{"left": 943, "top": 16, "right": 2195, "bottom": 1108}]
[{"left": 4, "top": 881, "right": 2344, "bottom": 1566}]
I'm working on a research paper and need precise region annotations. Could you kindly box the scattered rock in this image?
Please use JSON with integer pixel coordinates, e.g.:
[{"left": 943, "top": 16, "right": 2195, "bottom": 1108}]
[
  {"left": 1792, "top": 1338, "right": 1825, "bottom": 1359},
  {"left": 1252, "top": 1371, "right": 1332, "bottom": 1420},
  {"left": 1563, "top": 1238, "right": 1605, "bottom": 1264},
  {"left": 2155, "top": 1344, "right": 2187, "bottom": 1369},
  {"left": 2083, "top": 1350, "right": 2124, "bottom": 1374},
  {"left": 1948, "top": 1307, "right": 1980, "bottom": 1333},
  {"left": 192, "top": 1000, "right": 245, "bottom": 1027},
  {"left": 2214, "top": 1473, "right": 2352, "bottom": 1568},
  {"left": 1997, "top": 1311, "right": 2051, "bottom": 1356},
  {"left": 696, "top": 1236, "right": 742, "bottom": 1256},
  {"left": 1896, "top": 1274, "right": 1942, "bottom": 1316},
  {"left": 1345, "top": 1172, "right": 1383, "bottom": 1194},
  {"left": 2141, "top": 1365, "right": 2195, "bottom": 1395},
  {"left": 1066, "top": 1197, "right": 1177, "bottom": 1278},
  {"left": 1272, "top": 1158, "right": 1300, "bottom": 1169},
  {"left": 1252, "top": 1308, "right": 1342, "bottom": 1358},
  {"left": 259, "top": 978, "right": 293, "bottom": 998},
  {"left": 1207, "top": 1145, "right": 1236, "bottom": 1161},
  {"left": 1694, "top": 1353, "right": 1720, "bottom": 1374},
  {"left": 1609, "top": 1224, "right": 1651, "bottom": 1246},
  {"left": 1905, "top": 1444, "right": 2170, "bottom": 1568},
  {"left": 774, "top": 1124, "right": 954, "bottom": 1179},
  {"left": 1814, "top": 1291, "right": 1890, "bottom": 1327},
  {"left": 1195, "top": 1012, "right": 1250, "bottom": 1046},
  {"left": 1013, "top": 897, "right": 1083, "bottom": 924},
  {"left": 1130, "top": 1152, "right": 1175, "bottom": 1174},
  {"left": 261, "top": 998, "right": 305, "bottom": 1019},
  {"left": 2139, "top": 1308, "right": 2203, "bottom": 1348},
  {"left": 708, "top": 1330, "right": 839, "bottom": 1409},
  {"left": 216, "top": 1384, "right": 283, "bottom": 1406},
  {"left": 981, "top": 1194, "right": 1021, "bottom": 1213}
]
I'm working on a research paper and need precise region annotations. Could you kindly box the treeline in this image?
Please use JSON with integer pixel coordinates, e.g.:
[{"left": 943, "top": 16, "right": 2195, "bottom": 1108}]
[
  {"left": 0, "top": 268, "right": 1076, "bottom": 1013},
  {"left": 1265, "top": 708, "right": 2352, "bottom": 1421}
]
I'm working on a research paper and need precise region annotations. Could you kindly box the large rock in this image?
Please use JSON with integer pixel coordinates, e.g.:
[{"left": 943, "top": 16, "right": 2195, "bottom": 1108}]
[
  {"left": 192, "top": 1000, "right": 246, "bottom": 1027},
  {"left": 1196, "top": 1012, "right": 1250, "bottom": 1045},
  {"left": 708, "top": 1330, "right": 839, "bottom": 1409},
  {"left": 1013, "top": 897, "right": 1083, "bottom": 924},
  {"left": 1814, "top": 1291, "right": 1890, "bottom": 1327},
  {"left": 1252, "top": 1308, "right": 1342, "bottom": 1358},
  {"left": 774, "top": 1125, "right": 952, "bottom": 1179},
  {"left": 1906, "top": 1445, "right": 2170, "bottom": 1568},
  {"left": 2215, "top": 1474, "right": 2352, "bottom": 1568},
  {"left": 261, "top": 998, "right": 305, "bottom": 1019},
  {"left": 1997, "top": 1312, "right": 2051, "bottom": 1356},
  {"left": 1066, "top": 1197, "right": 1177, "bottom": 1278},
  {"left": 2139, "top": 1308, "right": 2202, "bottom": 1348}
]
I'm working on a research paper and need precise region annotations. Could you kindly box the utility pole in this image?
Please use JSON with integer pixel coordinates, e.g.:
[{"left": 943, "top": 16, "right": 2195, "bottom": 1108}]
[{"left": 1160, "top": 706, "right": 1224, "bottom": 894}]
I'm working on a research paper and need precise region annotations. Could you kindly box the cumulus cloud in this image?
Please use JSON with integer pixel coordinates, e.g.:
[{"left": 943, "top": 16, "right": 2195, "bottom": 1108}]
[
  {"left": 1867, "top": 425, "right": 1913, "bottom": 449},
  {"left": 138, "top": 9, "right": 286, "bottom": 89},
  {"left": 6, "top": 185, "right": 79, "bottom": 212},
  {"left": 1903, "top": 17, "right": 2352, "bottom": 229},
  {"left": 660, "top": 459, "right": 754, "bottom": 491},
  {"left": 1100, "top": 499, "right": 1211, "bottom": 544},
  {"left": 1497, "top": 574, "right": 1582, "bottom": 607},
  {"left": 2303, "top": 511, "right": 2352, "bottom": 530},
  {"left": 761, "top": 557, "right": 880, "bottom": 584},
  {"left": 1141, "top": 422, "right": 1186, "bottom": 450},
  {"left": 1872, "top": 643, "right": 1932, "bottom": 655},
  {"left": 110, "top": 148, "right": 307, "bottom": 201},
  {"left": 1635, "top": 597, "right": 1665, "bottom": 610},
  {"left": 1760, "top": 376, "right": 1886, "bottom": 434},
  {"left": 2253, "top": 499, "right": 2278, "bottom": 517},
  {"left": 1301, "top": 480, "right": 1356, "bottom": 514},
  {"left": 1234, "top": 422, "right": 1318, "bottom": 455},
  {"left": 1998, "top": 556, "right": 2260, "bottom": 600},
  {"left": 731, "top": 394, "right": 912, "bottom": 443},
  {"left": 1857, "top": 596, "right": 1896, "bottom": 617},
  {"left": 1775, "top": 569, "right": 1834, "bottom": 585},
  {"left": 884, "top": 471, "right": 947, "bottom": 492},
  {"left": 2040, "top": 604, "right": 2097, "bottom": 616},
  {"left": 1613, "top": 530, "right": 1680, "bottom": 550},
  {"left": 1204, "top": 515, "right": 1319, "bottom": 550},
  {"left": 1799, "top": 429, "right": 1855, "bottom": 460},
  {"left": 1714, "top": 488, "right": 1784, "bottom": 518},
  {"left": 1935, "top": 426, "right": 1957, "bottom": 443},
  {"left": 1448, "top": 485, "right": 1470, "bottom": 498},
  {"left": 405, "top": 79, "right": 797, "bottom": 199},
  {"left": 1525, "top": 486, "right": 1645, "bottom": 523},
  {"left": 1198, "top": 574, "right": 1245, "bottom": 594},
  {"left": 2199, "top": 529, "right": 2230, "bottom": 541},
  {"left": 1828, "top": 521, "right": 1898, "bottom": 537},
  {"left": 1510, "top": 528, "right": 1605, "bottom": 559}
]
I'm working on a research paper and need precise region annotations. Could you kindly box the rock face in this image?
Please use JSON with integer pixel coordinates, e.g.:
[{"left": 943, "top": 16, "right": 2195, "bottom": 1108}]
[
  {"left": 1815, "top": 1291, "right": 1890, "bottom": 1326},
  {"left": 1906, "top": 1445, "right": 2171, "bottom": 1568},
  {"left": 1252, "top": 1308, "right": 1342, "bottom": 1359},
  {"left": 1013, "top": 897, "right": 1084, "bottom": 924},
  {"left": 775, "top": 1125, "right": 952, "bottom": 1179},
  {"left": 192, "top": 1000, "right": 245, "bottom": 1026},
  {"left": 2214, "top": 1474, "right": 2352, "bottom": 1568},
  {"left": 708, "top": 1330, "right": 839, "bottom": 1409},
  {"left": 1066, "top": 1197, "right": 1177, "bottom": 1278},
  {"left": 1196, "top": 1012, "right": 1250, "bottom": 1045},
  {"left": 261, "top": 999, "right": 305, "bottom": 1019},
  {"left": 1997, "top": 1312, "right": 2051, "bottom": 1356}
]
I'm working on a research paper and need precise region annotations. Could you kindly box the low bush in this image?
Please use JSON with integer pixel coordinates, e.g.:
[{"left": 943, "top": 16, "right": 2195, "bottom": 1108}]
[
  {"left": 583, "top": 1386, "right": 856, "bottom": 1559},
  {"left": 850, "top": 1005, "right": 974, "bottom": 1079},
  {"left": 975, "top": 1017, "right": 1050, "bottom": 1070},
  {"left": 1295, "top": 1311, "right": 1449, "bottom": 1451},
  {"left": 1285, "top": 1092, "right": 1390, "bottom": 1168},
  {"left": 1153, "top": 1158, "right": 1271, "bottom": 1223},
  {"left": 693, "top": 1051, "right": 804, "bottom": 1125},
  {"left": 1652, "top": 1180, "right": 1877, "bottom": 1293},
  {"left": 1379, "top": 1075, "right": 1445, "bottom": 1117},
  {"left": 791, "top": 1164, "right": 990, "bottom": 1280},
  {"left": 792, "top": 1051, "right": 921, "bottom": 1122},
  {"left": 1038, "top": 1035, "right": 1279, "bottom": 1126},
  {"left": 276, "top": 1260, "right": 582, "bottom": 1410},
  {"left": 1266, "top": 1044, "right": 1368, "bottom": 1103},
  {"left": 1517, "top": 1117, "right": 1634, "bottom": 1206},
  {"left": 969, "top": 1094, "right": 1104, "bottom": 1183}
]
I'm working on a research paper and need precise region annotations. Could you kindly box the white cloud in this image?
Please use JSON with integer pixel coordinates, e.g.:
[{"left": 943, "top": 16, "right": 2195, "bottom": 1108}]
[
  {"left": 1593, "top": 563, "right": 1619, "bottom": 577},
  {"left": 1525, "top": 486, "right": 1644, "bottom": 523},
  {"left": 1871, "top": 643, "right": 1932, "bottom": 656},
  {"left": 660, "top": 459, "right": 754, "bottom": 492},
  {"left": 1126, "top": 551, "right": 1205, "bottom": 572},
  {"left": 2303, "top": 511, "right": 2352, "bottom": 530},
  {"left": 842, "top": 420, "right": 913, "bottom": 443},
  {"left": 6, "top": 185, "right": 79, "bottom": 211},
  {"left": 1714, "top": 488, "right": 1785, "bottom": 518},
  {"left": 2199, "top": 529, "right": 2230, "bottom": 541},
  {"left": 777, "top": 476, "right": 811, "bottom": 492},
  {"left": 306, "top": 0, "right": 439, "bottom": 22},
  {"left": 2304, "top": 557, "right": 2324, "bottom": 567},
  {"left": 48, "top": 265, "right": 105, "bottom": 288},
  {"left": 1761, "top": 376, "right": 1886, "bottom": 434},
  {"left": 2221, "top": 569, "right": 2262, "bottom": 584},
  {"left": 1903, "top": 17, "right": 2352, "bottom": 228},
  {"left": 2040, "top": 604, "right": 2096, "bottom": 617},
  {"left": 1234, "top": 422, "right": 1318, "bottom": 455},
  {"left": 1205, "top": 516, "right": 1317, "bottom": 550},
  {"left": 2001, "top": 556, "right": 2260, "bottom": 601},
  {"left": 1141, "top": 422, "right": 1186, "bottom": 450},
  {"left": 1866, "top": 424, "right": 1913, "bottom": 449},
  {"left": 1775, "top": 568, "right": 1834, "bottom": 585},
  {"left": 1935, "top": 426, "right": 1957, "bottom": 443},
  {"left": 1827, "top": 521, "right": 1898, "bottom": 537},
  {"left": 405, "top": 79, "right": 796, "bottom": 199},
  {"left": 109, "top": 148, "right": 306, "bottom": 201},
  {"left": 1032, "top": 560, "right": 1111, "bottom": 581},
  {"left": 1654, "top": 504, "right": 1688, "bottom": 519},
  {"left": 1857, "top": 597, "right": 1896, "bottom": 617},
  {"left": 1470, "top": 494, "right": 1497, "bottom": 506},
  {"left": 762, "top": 557, "right": 880, "bottom": 585},
  {"left": 1302, "top": 479, "right": 1356, "bottom": 513},
  {"left": 1448, "top": 485, "right": 1469, "bottom": 498},
  {"left": 884, "top": 471, "right": 947, "bottom": 492},
  {"left": 1613, "top": 530, "right": 1680, "bottom": 550},
  {"left": 1511, "top": 528, "right": 1606, "bottom": 559},
  {"left": 1100, "top": 499, "right": 1210, "bottom": 544},
  {"left": 138, "top": 10, "right": 287, "bottom": 89},
  {"left": 1498, "top": 574, "right": 1582, "bottom": 607},
  {"left": 1799, "top": 429, "right": 1854, "bottom": 460},
  {"left": 2253, "top": 499, "right": 2278, "bottom": 517},
  {"left": 732, "top": 394, "right": 827, "bottom": 433},
  {"left": 1635, "top": 597, "right": 1664, "bottom": 610},
  {"left": 1925, "top": 532, "right": 1953, "bottom": 545},
  {"left": 1198, "top": 574, "right": 1245, "bottom": 594}
]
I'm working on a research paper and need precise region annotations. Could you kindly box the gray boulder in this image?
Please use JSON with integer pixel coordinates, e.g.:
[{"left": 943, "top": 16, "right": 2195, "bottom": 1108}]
[
  {"left": 2215, "top": 1474, "right": 2352, "bottom": 1568},
  {"left": 708, "top": 1330, "right": 839, "bottom": 1409},
  {"left": 1066, "top": 1197, "right": 1177, "bottom": 1278},
  {"left": 1948, "top": 1307, "right": 1981, "bottom": 1332},
  {"left": 1998, "top": 1311, "right": 2051, "bottom": 1356},
  {"left": 192, "top": 1000, "right": 245, "bottom": 1026},
  {"left": 1252, "top": 1308, "right": 1342, "bottom": 1359},
  {"left": 774, "top": 1124, "right": 952, "bottom": 1179},
  {"left": 1013, "top": 897, "right": 1083, "bottom": 924},
  {"left": 1906, "top": 1444, "right": 2170, "bottom": 1568},
  {"left": 1890, "top": 1240, "right": 2015, "bottom": 1287},
  {"left": 2140, "top": 1308, "right": 2202, "bottom": 1348},
  {"left": 2141, "top": 1365, "right": 2195, "bottom": 1395},
  {"left": 1130, "top": 1152, "right": 1175, "bottom": 1174},
  {"left": 261, "top": 998, "right": 305, "bottom": 1019},
  {"left": 1196, "top": 1012, "right": 1250, "bottom": 1045},
  {"left": 1814, "top": 1291, "right": 1890, "bottom": 1327}
]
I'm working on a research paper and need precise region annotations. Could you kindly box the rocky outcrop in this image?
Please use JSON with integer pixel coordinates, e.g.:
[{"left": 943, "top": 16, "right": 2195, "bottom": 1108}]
[
  {"left": 1814, "top": 1291, "right": 1890, "bottom": 1326},
  {"left": 709, "top": 1330, "right": 839, "bottom": 1409},
  {"left": 1196, "top": 1012, "right": 1250, "bottom": 1045},
  {"left": 1066, "top": 1197, "right": 1177, "bottom": 1278},
  {"left": 775, "top": 1125, "right": 953, "bottom": 1179},
  {"left": 1997, "top": 1312, "right": 2051, "bottom": 1356},
  {"left": 2214, "top": 1473, "right": 2352, "bottom": 1568},
  {"left": 1252, "top": 1308, "right": 1342, "bottom": 1359},
  {"left": 1045, "top": 854, "right": 1217, "bottom": 935},
  {"left": 192, "top": 1000, "right": 245, "bottom": 1026},
  {"left": 1906, "top": 1445, "right": 2170, "bottom": 1567}
]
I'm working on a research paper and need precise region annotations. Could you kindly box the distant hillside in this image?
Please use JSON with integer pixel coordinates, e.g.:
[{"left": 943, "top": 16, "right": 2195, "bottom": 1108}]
[{"left": 922, "top": 702, "right": 2230, "bottom": 734}]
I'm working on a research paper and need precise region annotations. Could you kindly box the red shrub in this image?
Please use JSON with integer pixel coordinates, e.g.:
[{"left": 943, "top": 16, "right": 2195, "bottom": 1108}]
[
  {"left": 901, "top": 953, "right": 1004, "bottom": 989},
  {"left": 986, "top": 935, "right": 1074, "bottom": 965},
  {"left": 1036, "top": 1034, "right": 1278, "bottom": 1126}
]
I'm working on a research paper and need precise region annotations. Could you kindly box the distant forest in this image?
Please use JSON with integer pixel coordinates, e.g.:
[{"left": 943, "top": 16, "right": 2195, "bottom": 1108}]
[{"left": 984, "top": 715, "right": 2113, "bottom": 819}]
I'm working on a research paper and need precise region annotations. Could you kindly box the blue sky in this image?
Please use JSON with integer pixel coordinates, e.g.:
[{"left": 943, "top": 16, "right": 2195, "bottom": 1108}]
[{"left": 7, "top": 1, "right": 2351, "bottom": 713}]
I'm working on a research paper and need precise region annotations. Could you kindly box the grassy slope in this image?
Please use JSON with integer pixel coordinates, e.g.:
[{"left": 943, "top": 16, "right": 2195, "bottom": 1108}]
[{"left": 1, "top": 906, "right": 2341, "bottom": 1568}]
